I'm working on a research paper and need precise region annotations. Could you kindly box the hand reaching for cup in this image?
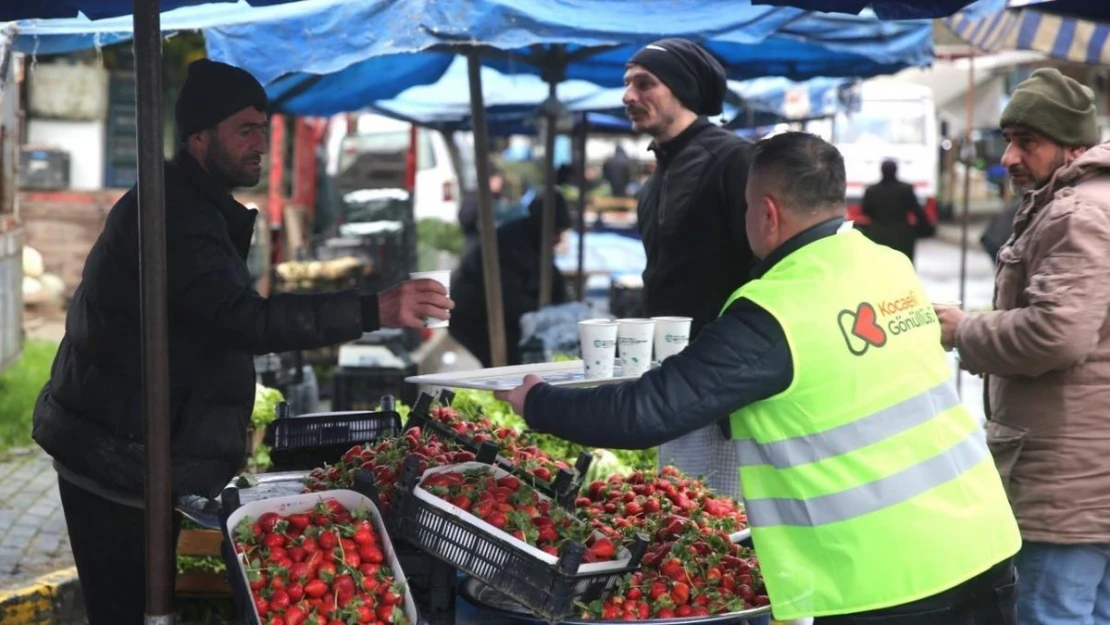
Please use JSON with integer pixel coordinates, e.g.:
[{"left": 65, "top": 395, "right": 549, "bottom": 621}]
[{"left": 378, "top": 279, "right": 454, "bottom": 329}]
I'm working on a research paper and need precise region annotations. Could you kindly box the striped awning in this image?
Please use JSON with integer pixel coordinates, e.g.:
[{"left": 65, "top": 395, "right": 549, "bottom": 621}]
[{"left": 946, "top": 6, "right": 1110, "bottom": 65}]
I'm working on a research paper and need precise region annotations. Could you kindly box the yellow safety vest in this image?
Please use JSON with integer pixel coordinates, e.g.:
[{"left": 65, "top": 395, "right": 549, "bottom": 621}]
[{"left": 725, "top": 228, "right": 1020, "bottom": 621}]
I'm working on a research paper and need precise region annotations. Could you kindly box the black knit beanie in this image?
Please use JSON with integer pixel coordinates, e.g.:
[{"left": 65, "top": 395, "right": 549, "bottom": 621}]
[
  {"left": 175, "top": 59, "right": 270, "bottom": 139},
  {"left": 1000, "top": 68, "right": 1098, "bottom": 147},
  {"left": 628, "top": 38, "right": 728, "bottom": 116}
]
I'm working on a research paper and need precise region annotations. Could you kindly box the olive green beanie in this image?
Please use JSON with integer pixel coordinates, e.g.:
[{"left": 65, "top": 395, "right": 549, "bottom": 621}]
[{"left": 1000, "top": 68, "right": 1098, "bottom": 147}]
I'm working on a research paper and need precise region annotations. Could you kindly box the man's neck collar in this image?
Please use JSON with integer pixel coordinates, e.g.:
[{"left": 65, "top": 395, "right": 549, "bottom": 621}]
[
  {"left": 752, "top": 216, "right": 846, "bottom": 279},
  {"left": 648, "top": 117, "right": 711, "bottom": 161}
]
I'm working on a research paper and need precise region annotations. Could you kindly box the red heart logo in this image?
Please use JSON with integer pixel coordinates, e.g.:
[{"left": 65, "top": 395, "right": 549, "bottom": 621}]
[{"left": 851, "top": 302, "right": 887, "bottom": 347}]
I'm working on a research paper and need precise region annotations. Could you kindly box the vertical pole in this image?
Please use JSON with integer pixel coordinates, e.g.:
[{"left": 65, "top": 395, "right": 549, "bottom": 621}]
[
  {"left": 538, "top": 80, "right": 559, "bottom": 308},
  {"left": 133, "top": 1, "right": 174, "bottom": 623},
  {"left": 575, "top": 115, "right": 588, "bottom": 300},
  {"left": 957, "top": 52, "right": 975, "bottom": 398},
  {"left": 268, "top": 114, "right": 286, "bottom": 264},
  {"left": 467, "top": 52, "right": 508, "bottom": 367}
]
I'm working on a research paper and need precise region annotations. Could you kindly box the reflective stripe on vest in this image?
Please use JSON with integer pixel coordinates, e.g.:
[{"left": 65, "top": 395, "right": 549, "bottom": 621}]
[
  {"left": 743, "top": 427, "right": 989, "bottom": 527},
  {"left": 734, "top": 381, "right": 959, "bottom": 469}
]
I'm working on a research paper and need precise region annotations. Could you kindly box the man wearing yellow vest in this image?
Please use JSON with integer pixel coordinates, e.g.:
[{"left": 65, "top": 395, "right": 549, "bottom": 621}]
[{"left": 496, "top": 131, "right": 1021, "bottom": 624}]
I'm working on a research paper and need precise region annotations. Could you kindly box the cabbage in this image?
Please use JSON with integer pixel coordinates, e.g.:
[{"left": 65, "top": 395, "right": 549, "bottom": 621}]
[{"left": 251, "top": 384, "right": 284, "bottom": 429}]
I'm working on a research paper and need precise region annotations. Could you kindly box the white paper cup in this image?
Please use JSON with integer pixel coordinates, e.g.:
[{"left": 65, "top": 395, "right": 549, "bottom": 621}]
[
  {"left": 617, "top": 318, "right": 655, "bottom": 377},
  {"left": 579, "top": 319, "right": 619, "bottom": 379},
  {"left": 932, "top": 300, "right": 963, "bottom": 308},
  {"left": 652, "top": 316, "right": 692, "bottom": 363},
  {"left": 410, "top": 270, "right": 451, "bottom": 328}
]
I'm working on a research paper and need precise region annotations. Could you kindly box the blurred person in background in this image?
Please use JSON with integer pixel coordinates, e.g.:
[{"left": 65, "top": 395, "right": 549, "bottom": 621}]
[
  {"left": 860, "top": 159, "right": 933, "bottom": 263},
  {"left": 450, "top": 173, "right": 572, "bottom": 367}
]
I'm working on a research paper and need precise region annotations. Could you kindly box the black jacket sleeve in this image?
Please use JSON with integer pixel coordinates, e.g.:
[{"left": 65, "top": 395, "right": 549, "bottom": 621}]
[
  {"left": 167, "top": 230, "right": 374, "bottom": 355},
  {"left": 523, "top": 298, "right": 792, "bottom": 449}
]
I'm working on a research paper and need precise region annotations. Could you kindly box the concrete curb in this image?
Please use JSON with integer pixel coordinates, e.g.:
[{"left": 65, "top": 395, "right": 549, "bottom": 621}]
[{"left": 0, "top": 567, "right": 83, "bottom": 625}]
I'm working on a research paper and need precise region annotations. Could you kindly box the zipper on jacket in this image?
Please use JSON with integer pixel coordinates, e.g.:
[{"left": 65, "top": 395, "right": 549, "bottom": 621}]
[{"left": 658, "top": 170, "right": 670, "bottom": 226}]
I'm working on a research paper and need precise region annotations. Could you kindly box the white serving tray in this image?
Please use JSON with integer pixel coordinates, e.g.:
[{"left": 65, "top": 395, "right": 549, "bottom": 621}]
[
  {"left": 225, "top": 490, "right": 419, "bottom": 624},
  {"left": 406, "top": 360, "right": 643, "bottom": 391},
  {"left": 415, "top": 462, "right": 632, "bottom": 574}
]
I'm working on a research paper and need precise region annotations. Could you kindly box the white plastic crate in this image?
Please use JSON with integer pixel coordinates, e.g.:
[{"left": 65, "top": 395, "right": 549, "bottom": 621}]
[{"left": 225, "top": 490, "right": 419, "bottom": 624}]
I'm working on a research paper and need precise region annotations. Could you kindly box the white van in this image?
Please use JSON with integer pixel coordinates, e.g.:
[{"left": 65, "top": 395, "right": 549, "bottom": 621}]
[{"left": 326, "top": 114, "right": 475, "bottom": 223}]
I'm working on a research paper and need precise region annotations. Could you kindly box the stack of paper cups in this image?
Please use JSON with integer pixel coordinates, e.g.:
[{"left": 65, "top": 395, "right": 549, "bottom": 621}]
[
  {"left": 652, "top": 316, "right": 692, "bottom": 363},
  {"left": 578, "top": 319, "right": 619, "bottom": 379}
]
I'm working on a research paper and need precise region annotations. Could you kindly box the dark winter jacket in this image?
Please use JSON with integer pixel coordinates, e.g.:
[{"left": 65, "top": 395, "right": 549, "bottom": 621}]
[
  {"left": 637, "top": 117, "right": 755, "bottom": 340},
  {"left": 449, "top": 215, "right": 568, "bottom": 367},
  {"left": 33, "top": 152, "right": 377, "bottom": 499},
  {"left": 860, "top": 177, "right": 930, "bottom": 262}
]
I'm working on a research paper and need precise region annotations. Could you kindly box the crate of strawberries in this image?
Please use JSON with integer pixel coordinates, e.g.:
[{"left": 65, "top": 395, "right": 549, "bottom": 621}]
[
  {"left": 389, "top": 458, "right": 648, "bottom": 622},
  {"left": 222, "top": 489, "right": 420, "bottom": 625}
]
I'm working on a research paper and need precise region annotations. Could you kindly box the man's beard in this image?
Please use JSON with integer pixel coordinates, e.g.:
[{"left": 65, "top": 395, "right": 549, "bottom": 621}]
[
  {"left": 206, "top": 141, "right": 261, "bottom": 190},
  {"left": 1009, "top": 149, "right": 1067, "bottom": 196}
]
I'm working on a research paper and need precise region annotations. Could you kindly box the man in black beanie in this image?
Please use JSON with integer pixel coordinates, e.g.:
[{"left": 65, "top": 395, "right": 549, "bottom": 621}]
[
  {"left": 31, "top": 58, "right": 453, "bottom": 624},
  {"left": 581, "top": 38, "right": 755, "bottom": 499}
]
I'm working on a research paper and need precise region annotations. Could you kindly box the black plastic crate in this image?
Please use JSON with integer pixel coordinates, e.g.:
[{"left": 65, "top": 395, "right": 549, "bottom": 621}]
[
  {"left": 396, "top": 543, "right": 457, "bottom": 625},
  {"left": 387, "top": 455, "right": 647, "bottom": 622},
  {"left": 266, "top": 401, "right": 403, "bottom": 471},
  {"left": 414, "top": 390, "right": 593, "bottom": 508},
  {"left": 333, "top": 365, "right": 418, "bottom": 411}
]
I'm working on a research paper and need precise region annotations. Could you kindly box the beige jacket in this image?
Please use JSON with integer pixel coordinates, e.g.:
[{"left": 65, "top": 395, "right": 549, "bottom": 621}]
[{"left": 956, "top": 143, "right": 1110, "bottom": 543}]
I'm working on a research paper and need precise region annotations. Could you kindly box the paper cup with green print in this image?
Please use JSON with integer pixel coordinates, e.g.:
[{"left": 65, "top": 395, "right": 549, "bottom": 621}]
[
  {"left": 578, "top": 319, "right": 619, "bottom": 379},
  {"left": 652, "top": 316, "right": 692, "bottom": 363},
  {"left": 618, "top": 318, "right": 656, "bottom": 377}
]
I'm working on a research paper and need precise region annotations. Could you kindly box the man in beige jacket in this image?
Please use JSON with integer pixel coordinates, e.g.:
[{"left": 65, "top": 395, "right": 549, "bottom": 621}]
[{"left": 937, "top": 68, "right": 1110, "bottom": 625}]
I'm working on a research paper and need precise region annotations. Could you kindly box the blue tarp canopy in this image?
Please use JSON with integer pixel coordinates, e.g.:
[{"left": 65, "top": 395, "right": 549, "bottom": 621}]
[
  {"left": 10, "top": 0, "right": 345, "bottom": 55},
  {"left": 12, "top": 0, "right": 937, "bottom": 113},
  {"left": 358, "top": 58, "right": 852, "bottom": 136},
  {"left": 947, "top": 0, "right": 1110, "bottom": 65},
  {"left": 198, "top": 0, "right": 937, "bottom": 117},
  {"left": 0, "top": 0, "right": 1000, "bottom": 22},
  {"left": 0, "top": 0, "right": 307, "bottom": 22}
]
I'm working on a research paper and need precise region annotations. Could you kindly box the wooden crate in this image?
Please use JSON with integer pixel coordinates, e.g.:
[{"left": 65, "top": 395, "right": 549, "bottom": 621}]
[{"left": 176, "top": 528, "right": 231, "bottom": 597}]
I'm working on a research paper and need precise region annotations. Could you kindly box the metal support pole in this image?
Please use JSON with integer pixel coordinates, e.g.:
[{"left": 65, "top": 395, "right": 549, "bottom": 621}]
[
  {"left": 574, "top": 115, "right": 588, "bottom": 300},
  {"left": 957, "top": 52, "right": 975, "bottom": 398},
  {"left": 538, "top": 79, "right": 559, "bottom": 309},
  {"left": 133, "top": 1, "right": 174, "bottom": 623},
  {"left": 467, "top": 52, "right": 508, "bottom": 367}
]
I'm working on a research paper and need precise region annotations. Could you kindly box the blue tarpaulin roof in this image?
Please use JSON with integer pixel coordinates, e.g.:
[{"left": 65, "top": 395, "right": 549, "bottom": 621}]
[
  {"left": 0, "top": 0, "right": 1001, "bottom": 22},
  {"left": 199, "top": 0, "right": 937, "bottom": 117},
  {"left": 10, "top": 0, "right": 341, "bottom": 55},
  {"left": 947, "top": 1, "right": 1110, "bottom": 65},
  {"left": 0, "top": 0, "right": 308, "bottom": 22},
  {"left": 11, "top": 0, "right": 937, "bottom": 111},
  {"left": 202, "top": 0, "right": 935, "bottom": 86},
  {"left": 304, "top": 55, "right": 851, "bottom": 135}
]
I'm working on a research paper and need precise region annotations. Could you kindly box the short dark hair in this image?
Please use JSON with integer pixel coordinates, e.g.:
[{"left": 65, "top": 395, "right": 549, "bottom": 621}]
[
  {"left": 750, "top": 132, "right": 846, "bottom": 214},
  {"left": 881, "top": 159, "right": 898, "bottom": 178}
]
